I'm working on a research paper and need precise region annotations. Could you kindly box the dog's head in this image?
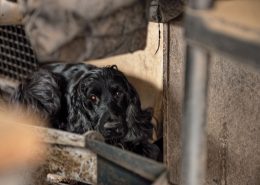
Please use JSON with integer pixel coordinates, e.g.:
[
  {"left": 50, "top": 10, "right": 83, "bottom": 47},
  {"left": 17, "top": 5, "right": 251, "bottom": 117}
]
[{"left": 67, "top": 65, "right": 153, "bottom": 144}]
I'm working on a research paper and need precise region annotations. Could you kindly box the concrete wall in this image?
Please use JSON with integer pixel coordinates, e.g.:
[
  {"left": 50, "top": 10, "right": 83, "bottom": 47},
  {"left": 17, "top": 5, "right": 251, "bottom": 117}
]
[
  {"left": 164, "top": 21, "right": 260, "bottom": 185},
  {"left": 88, "top": 22, "right": 164, "bottom": 140}
]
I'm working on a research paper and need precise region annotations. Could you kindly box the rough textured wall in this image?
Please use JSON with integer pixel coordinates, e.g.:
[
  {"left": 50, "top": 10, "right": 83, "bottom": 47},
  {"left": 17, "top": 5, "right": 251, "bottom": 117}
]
[
  {"left": 88, "top": 22, "right": 164, "bottom": 140},
  {"left": 164, "top": 21, "right": 260, "bottom": 185}
]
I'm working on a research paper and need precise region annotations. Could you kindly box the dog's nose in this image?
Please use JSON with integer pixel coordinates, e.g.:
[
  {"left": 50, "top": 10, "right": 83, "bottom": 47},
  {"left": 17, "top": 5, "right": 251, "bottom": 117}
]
[{"left": 102, "top": 121, "right": 124, "bottom": 136}]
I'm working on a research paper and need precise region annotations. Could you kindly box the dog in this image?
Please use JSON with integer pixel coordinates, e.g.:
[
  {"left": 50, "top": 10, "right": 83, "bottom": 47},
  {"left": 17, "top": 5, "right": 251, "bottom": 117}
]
[{"left": 11, "top": 63, "right": 161, "bottom": 161}]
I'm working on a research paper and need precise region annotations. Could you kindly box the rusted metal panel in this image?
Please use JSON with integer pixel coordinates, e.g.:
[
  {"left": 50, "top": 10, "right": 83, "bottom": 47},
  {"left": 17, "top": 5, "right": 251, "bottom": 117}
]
[
  {"left": 97, "top": 157, "right": 151, "bottom": 185},
  {"left": 86, "top": 139, "right": 166, "bottom": 182},
  {"left": 86, "top": 139, "right": 166, "bottom": 185}
]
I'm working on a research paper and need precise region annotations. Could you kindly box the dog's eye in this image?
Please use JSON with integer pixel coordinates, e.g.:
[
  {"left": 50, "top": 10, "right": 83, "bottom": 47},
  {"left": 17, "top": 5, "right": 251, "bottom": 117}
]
[
  {"left": 89, "top": 95, "right": 98, "bottom": 103},
  {"left": 114, "top": 91, "right": 122, "bottom": 98}
]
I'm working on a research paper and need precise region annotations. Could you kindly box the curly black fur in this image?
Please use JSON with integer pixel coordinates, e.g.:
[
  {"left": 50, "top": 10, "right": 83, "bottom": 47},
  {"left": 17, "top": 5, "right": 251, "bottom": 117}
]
[{"left": 11, "top": 63, "right": 161, "bottom": 160}]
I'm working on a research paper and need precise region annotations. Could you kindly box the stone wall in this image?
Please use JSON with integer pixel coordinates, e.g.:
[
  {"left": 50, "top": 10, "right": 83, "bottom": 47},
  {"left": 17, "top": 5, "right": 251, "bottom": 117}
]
[{"left": 164, "top": 21, "right": 260, "bottom": 185}]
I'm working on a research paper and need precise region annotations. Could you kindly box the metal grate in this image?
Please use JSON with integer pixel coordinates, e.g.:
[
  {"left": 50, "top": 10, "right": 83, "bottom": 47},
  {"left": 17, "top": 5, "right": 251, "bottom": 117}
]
[{"left": 0, "top": 25, "right": 38, "bottom": 81}]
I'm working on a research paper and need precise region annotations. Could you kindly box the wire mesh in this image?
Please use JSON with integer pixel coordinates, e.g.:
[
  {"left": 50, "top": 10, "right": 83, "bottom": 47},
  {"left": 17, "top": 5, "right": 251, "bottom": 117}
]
[{"left": 0, "top": 25, "right": 38, "bottom": 81}]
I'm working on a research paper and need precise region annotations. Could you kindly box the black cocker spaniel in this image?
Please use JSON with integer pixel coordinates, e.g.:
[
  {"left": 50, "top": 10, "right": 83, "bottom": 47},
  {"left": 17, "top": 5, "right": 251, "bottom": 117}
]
[{"left": 11, "top": 63, "right": 161, "bottom": 161}]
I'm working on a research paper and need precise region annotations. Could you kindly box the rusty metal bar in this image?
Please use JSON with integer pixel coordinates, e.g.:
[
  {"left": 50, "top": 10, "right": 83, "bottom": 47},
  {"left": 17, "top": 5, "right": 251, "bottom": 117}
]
[
  {"left": 181, "top": 45, "right": 210, "bottom": 185},
  {"left": 86, "top": 139, "right": 166, "bottom": 183}
]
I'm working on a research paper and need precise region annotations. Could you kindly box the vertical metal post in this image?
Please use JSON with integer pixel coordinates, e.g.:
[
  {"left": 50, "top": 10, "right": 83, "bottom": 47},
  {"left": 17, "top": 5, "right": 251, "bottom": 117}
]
[
  {"left": 181, "top": 45, "right": 210, "bottom": 185},
  {"left": 181, "top": 0, "right": 212, "bottom": 184}
]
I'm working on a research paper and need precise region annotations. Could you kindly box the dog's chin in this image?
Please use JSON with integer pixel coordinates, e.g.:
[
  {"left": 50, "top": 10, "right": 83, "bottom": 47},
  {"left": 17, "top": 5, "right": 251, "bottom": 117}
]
[
  {"left": 102, "top": 131, "right": 126, "bottom": 140},
  {"left": 101, "top": 129, "right": 127, "bottom": 142}
]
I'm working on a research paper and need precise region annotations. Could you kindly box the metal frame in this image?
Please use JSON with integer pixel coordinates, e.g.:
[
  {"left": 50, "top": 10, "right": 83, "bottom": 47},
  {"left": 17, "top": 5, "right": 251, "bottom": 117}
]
[
  {"left": 181, "top": 45, "right": 210, "bottom": 185},
  {"left": 181, "top": 1, "right": 212, "bottom": 185}
]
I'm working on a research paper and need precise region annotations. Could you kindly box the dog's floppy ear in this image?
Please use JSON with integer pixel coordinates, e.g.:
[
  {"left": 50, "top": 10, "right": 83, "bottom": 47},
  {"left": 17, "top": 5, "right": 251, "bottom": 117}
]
[
  {"left": 124, "top": 82, "right": 162, "bottom": 161},
  {"left": 65, "top": 72, "right": 97, "bottom": 133},
  {"left": 124, "top": 82, "right": 154, "bottom": 142}
]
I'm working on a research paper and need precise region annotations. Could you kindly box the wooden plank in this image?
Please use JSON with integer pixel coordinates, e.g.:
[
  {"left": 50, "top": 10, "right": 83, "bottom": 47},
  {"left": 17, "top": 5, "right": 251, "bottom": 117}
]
[{"left": 163, "top": 20, "right": 185, "bottom": 184}]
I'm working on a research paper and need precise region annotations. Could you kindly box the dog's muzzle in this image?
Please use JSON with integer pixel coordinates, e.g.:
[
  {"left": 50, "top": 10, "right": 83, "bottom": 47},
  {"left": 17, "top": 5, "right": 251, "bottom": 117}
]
[{"left": 97, "top": 110, "right": 126, "bottom": 139}]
